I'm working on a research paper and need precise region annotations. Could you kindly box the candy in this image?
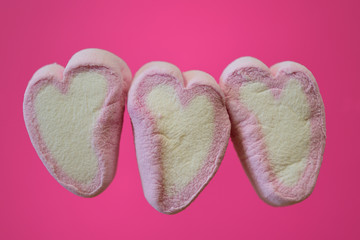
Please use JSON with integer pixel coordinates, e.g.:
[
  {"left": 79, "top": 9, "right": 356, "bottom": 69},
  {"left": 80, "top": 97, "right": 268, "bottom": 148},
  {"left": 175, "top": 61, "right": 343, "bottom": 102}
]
[
  {"left": 128, "top": 62, "right": 230, "bottom": 214},
  {"left": 23, "top": 49, "right": 131, "bottom": 197},
  {"left": 220, "top": 57, "right": 326, "bottom": 206}
]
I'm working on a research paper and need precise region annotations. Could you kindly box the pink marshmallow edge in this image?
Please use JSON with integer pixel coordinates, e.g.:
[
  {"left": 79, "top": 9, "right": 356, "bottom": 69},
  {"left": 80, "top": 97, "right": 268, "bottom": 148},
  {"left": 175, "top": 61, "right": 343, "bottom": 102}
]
[
  {"left": 220, "top": 57, "right": 326, "bottom": 206},
  {"left": 128, "top": 62, "right": 231, "bottom": 214},
  {"left": 23, "top": 49, "right": 132, "bottom": 197}
]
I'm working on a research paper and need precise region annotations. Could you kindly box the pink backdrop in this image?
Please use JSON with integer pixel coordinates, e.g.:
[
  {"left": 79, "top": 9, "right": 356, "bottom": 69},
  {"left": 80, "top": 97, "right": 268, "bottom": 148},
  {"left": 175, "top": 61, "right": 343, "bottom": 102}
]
[{"left": 1, "top": 0, "right": 359, "bottom": 239}]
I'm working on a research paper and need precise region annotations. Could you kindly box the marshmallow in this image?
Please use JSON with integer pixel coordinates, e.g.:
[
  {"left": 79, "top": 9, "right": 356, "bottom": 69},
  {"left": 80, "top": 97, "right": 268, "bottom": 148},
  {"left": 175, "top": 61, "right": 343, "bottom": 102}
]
[{"left": 23, "top": 49, "right": 131, "bottom": 197}]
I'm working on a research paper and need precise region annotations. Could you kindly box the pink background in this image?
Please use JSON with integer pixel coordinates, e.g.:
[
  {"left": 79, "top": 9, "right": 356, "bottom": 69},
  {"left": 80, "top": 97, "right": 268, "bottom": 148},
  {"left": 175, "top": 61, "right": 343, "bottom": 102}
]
[{"left": 1, "top": 0, "right": 359, "bottom": 239}]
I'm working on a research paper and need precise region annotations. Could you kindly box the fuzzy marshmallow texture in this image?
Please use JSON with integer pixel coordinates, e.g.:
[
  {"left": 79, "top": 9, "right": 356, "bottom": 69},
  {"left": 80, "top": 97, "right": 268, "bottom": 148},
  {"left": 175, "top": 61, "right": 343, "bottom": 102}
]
[
  {"left": 23, "top": 49, "right": 132, "bottom": 197},
  {"left": 128, "top": 62, "right": 231, "bottom": 214},
  {"left": 220, "top": 57, "right": 326, "bottom": 206}
]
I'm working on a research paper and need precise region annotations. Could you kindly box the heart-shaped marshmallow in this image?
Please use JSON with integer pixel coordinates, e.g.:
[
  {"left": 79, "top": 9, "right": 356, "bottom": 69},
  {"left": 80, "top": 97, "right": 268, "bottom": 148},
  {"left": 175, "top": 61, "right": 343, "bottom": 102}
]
[
  {"left": 23, "top": 49, "right": 132, "bottom": 197},
  {"left": 128, "top": 62, "right": 230, "bottom": 214},
  {"left": 220, "top": 57, "right": 326, "bottom": 206}
]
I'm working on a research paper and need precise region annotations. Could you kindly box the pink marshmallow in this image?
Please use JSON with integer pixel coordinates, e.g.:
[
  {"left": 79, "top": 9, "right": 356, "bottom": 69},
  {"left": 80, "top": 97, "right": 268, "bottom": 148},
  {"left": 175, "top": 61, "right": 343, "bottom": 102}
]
[
  {"left": 220, "top": 57, "right": 326, "bottom": 206},
  {"left": 128, "top": 62, "right": 231, "bottom": 214},
  {"left": 23, "top": 49, "right": 131, "bottom": 197}
]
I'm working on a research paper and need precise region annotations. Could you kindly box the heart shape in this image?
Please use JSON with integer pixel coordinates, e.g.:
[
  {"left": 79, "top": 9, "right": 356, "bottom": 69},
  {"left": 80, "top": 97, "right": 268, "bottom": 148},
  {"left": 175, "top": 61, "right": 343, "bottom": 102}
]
[
  {"left": 146, "top": 85, "right": 215, "bottom": 196},
  {"left": 128, "top": 62, "right": 230, "bottom": 214},
  {"left": 220, "top": 57, "right": 326, "bottom": 206},
  {"left": 239, "top": 79, "right": 311, "bottom": 186},
  {"left": 35, "top": 71, "right": 107, "bottom": 184},
  {"left": 23, "top": 49, "right": 132, "bottom": 197}
]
